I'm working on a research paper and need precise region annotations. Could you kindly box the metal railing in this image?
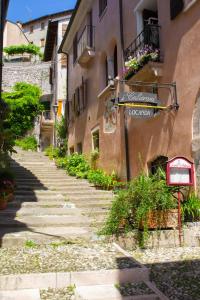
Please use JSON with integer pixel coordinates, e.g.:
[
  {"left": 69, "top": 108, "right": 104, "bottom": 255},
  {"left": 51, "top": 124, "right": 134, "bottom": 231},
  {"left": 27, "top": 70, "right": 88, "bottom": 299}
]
[
  {"left": 124, "top": 25, "right": 160, "bottom": 61},
  {"left": 77, "top": 25, "right": 95, "bottom": 59}
]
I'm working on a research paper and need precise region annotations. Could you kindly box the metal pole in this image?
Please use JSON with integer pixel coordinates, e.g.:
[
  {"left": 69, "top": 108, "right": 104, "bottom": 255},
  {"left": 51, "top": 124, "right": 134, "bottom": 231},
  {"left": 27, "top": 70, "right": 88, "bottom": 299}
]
[{"left": 178, "top": 190, "right": 182, "bottom": 246}]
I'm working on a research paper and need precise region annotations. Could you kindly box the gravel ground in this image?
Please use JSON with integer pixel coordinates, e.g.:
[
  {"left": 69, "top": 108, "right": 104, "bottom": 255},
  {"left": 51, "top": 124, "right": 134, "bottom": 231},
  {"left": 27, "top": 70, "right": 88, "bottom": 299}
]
[
  {"left": 0, "top": 242, "right": 139, "bottom": 275},
  {"left": 40, "top": 287, "right": 75, "bottom": 300},
  {"left": 132, "top": 247, "right": 200, "bottom": 300},
  {"left": 115, "top": 282, "right": 153, "bottom": 296}
]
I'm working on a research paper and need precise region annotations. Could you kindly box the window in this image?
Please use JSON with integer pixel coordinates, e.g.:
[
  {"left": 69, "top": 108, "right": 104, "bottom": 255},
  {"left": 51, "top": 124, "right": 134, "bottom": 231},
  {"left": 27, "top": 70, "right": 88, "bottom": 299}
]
[
  {"left": 77, "top": 143, "right": 82, "bottom": 154},
  {"left": 41, "top": 22, "right": 45, "bottom": 30},
  {"left": 73, "top": 33, "right": 78, "bottom": 63},
  {"left": 113, "top": 45, "right": 118, "bottom": 78},
  {"left": 40, "top": 39, "right": 45, "bottom": 47},
  {"left": 30, "top": 25, "right": 34, "bottom": 33},
  {"left": 99, "top": 0, "right": 107, "bottom": 17},
  {"left": 70, "top": 146, "right": 74, "bottom": 154},
  {"left": 92, "top": 129, "right": 100, "bottom": 151},
  {"left": 150, "top": 156, "right": 168, "bottom": 175},
  {"left": 170, "top": 0, "right": 184, "bottom": 19}
]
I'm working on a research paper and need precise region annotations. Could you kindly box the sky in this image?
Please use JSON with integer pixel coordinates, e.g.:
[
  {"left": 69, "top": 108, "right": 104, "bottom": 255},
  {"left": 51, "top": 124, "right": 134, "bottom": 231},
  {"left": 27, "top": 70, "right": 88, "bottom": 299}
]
[{"left": 7, "top": 0, "right": 77, "bottom": 23}]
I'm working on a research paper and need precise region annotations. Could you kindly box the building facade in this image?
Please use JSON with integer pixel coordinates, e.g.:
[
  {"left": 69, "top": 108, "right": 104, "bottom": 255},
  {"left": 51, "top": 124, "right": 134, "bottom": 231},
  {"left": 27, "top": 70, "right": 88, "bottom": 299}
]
[
  {"left": 22, "top": 10, "right": 73, "bottom": 53},
  {"left": 3, "top": 20, "right": 29, "bottom": 47},
  {"left": 54, "top": 0, "right": 200, "bottom": 186},
  {"left": 40, "top": 12, "right": 72, "bottom": 150}
]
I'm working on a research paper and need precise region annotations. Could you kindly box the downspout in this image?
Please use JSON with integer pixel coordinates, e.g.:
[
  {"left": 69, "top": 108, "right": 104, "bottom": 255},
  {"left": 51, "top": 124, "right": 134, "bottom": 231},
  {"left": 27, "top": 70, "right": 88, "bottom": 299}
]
[
  {"left": 119, "top": 0, "right": 130, "bottom": 181},
  {"left": 61, "top": 49, "right": 69, "bottom": 137}
]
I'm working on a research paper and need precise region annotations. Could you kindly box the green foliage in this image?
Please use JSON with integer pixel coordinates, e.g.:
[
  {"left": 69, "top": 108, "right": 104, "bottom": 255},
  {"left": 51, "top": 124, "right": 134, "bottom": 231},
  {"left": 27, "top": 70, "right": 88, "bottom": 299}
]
[
  {"left": 4, "top": 44, "right": 43, "bottom": 58},
  {"left": 15, "top": 135, "right": 37, "bottom": 151},
  {"left": 182, "top": 193, "right": 200, "bottom": 221},
  {"left": 0, "top": 168, "right": 15, "bottom": 182},
  {"left": 25, "top": 240, "right": 38, "bottom": 248},
  {"left": 44, "top": 146, "right": 63, "bottom": 160},
  {"left": 56, "top": 116, "right": 67, "bottom": 140},
  {"left": 87, "top": 169, "right": 118, "bottom": 190},
  {"left": 55, "top": 157, "right": 68, "bottom": 169},
  {"left": 100, "top": 169, "right": 177, "bottom": 245},
  {"left": 3, "top": 82, "right": 42, "bottom": 137},
  {"left": 90, "top": 149, "right": 99, "bottom": 170},
  {"left": 66, "top": 153, "right": 90, "bottom": 179}
]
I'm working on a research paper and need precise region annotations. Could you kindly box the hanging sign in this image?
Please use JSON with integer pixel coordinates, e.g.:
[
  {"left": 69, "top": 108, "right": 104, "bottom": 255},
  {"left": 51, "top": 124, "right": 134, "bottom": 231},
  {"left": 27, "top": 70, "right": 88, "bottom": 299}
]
[
  {"left": 119, "top": 92, "right": 160, "bottom": 119},
  {"left": 119, "top": 92, "right": 158, "bottom": 104},
  {"left": 166, "top": 157, "right": 194, "bottom": 186}
]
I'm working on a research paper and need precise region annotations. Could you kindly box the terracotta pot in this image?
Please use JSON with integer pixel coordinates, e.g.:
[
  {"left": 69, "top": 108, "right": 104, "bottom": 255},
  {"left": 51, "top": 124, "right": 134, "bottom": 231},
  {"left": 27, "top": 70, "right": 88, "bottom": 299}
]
[
  {"left": 6, "top": 193, "right": 14, "bottom": 202},
  {"left": 0, "top": 199, "right": 7, "bottom": 210},
  {"left": 140, "top": 209, "right": 178, "bottom": 229}
]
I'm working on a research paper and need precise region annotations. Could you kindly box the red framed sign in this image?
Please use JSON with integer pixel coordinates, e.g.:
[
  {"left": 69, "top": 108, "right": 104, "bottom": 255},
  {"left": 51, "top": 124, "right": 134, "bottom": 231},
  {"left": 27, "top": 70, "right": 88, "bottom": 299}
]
[{"left": 166, "top": 157, "right": 194, "bottom": 186}]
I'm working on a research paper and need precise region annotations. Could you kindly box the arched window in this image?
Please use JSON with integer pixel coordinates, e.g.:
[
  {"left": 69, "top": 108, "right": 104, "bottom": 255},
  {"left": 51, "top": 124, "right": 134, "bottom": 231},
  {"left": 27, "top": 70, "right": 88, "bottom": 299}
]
[
  {"left": 113, "top": 45, "right": 118, "bottom": 78},
  {"left": 150, "top": 156, "right": 168, "bottom": 175}
]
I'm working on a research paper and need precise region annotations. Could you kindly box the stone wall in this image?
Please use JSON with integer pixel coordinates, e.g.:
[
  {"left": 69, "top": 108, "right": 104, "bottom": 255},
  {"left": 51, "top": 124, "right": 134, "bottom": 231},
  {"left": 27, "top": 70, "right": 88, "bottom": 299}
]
[{"left": 2, "top": 61, "right": 51, "bottom": 95}]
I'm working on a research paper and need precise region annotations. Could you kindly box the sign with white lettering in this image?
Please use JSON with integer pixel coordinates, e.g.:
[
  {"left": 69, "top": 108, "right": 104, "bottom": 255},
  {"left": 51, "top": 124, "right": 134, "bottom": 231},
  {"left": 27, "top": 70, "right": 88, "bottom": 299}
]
[
  {"left": 167, "top": 157, "right": 194, "bottom": 186},
  {"left": 119, "top": 92, "right": 158, "bottom": 104},
  {"left": 126, "top": 107, "right": 155, "bottom": 119}
]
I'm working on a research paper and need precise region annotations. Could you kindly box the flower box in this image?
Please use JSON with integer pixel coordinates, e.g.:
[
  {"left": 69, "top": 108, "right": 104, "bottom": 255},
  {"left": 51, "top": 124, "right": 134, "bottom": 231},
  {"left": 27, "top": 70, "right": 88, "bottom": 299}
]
[{"left": 140, "top": 209, "right": 178, "bottom": 229}]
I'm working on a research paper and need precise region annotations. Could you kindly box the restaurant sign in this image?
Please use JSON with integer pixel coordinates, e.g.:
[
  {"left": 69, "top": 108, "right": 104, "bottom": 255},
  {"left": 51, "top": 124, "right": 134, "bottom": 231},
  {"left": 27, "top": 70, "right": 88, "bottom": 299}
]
[{"left": 119, "top": 92, "right": 160, "bottom": 119}]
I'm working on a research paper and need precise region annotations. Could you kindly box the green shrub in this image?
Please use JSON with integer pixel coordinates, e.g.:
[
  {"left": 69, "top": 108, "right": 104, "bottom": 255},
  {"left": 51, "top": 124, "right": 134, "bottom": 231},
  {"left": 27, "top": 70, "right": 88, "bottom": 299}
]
[
  {"left": 4, "top": 44, "right": 43, "bottom": 58},
  {"left": 3, "top": 82, "right": 42, "bottom": 137},
  {"left": 100, "top": 169, "right": 177, "bottom": 245},
  {"left": 182, "top": 193, "right": 200, "bottom": 221},
  {"left": 87, "top": 169, "right": 118, "bottom": 190},
  {"left": 66, "top": 153, "right": 90, "bottom": 179},
  {"left": 90, "top": 149, "right": 99, "bottom": 170},
  {"left": 15, "top": 135, "right": 37, "bottom": 151},
  {"left": 55, "top": 157, "right": 68, "bottom": 169},
  {"left": 44, "top": 146, "right": 61, "bottom": 160}
]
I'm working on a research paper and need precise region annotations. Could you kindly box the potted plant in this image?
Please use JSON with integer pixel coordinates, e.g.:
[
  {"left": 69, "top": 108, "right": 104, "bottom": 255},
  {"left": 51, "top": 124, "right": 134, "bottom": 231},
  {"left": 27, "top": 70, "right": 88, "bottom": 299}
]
[{"left": 0, "top": 191, "right": 8, "bottom": 210}]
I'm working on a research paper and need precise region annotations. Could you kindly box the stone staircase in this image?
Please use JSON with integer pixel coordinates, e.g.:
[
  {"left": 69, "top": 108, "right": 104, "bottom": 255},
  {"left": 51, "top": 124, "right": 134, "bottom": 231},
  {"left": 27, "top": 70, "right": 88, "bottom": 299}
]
[{"left": 0, "top": 149, "right": 113, "bottom": 247}]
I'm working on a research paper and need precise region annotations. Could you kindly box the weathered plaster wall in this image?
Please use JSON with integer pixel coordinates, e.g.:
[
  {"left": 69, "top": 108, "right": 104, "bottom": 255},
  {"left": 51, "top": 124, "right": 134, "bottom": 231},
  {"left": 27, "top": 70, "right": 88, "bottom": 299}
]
[{"left": 2, "top": 62, "right": 51, "bottom": 95}]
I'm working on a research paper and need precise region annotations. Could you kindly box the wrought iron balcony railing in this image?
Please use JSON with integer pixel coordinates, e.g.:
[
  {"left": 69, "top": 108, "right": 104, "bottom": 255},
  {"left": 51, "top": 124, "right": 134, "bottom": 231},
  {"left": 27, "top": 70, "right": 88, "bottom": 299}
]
[
  {"left": 124, "top": 25, "right": 160, "bottom": 61},
  {"left": 77, "top": 25, "right": 95, "bottom": 60}
]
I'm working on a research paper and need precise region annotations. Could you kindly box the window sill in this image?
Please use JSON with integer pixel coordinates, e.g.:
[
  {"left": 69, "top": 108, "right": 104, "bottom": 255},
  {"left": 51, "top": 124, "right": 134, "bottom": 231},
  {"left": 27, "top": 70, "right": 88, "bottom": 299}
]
[{"left": 97, "top": 79, "right": 117, "bottom": 100}]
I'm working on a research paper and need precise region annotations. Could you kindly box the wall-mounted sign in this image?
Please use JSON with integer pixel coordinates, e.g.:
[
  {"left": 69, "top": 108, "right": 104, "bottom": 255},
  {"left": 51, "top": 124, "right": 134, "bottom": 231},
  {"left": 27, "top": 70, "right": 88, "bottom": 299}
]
[
  {"left": 119, "top": 92, "right": 160, "bottom": 119},
  {"left": 119, "top": 92, "right": 158, "bottom": 104},
  {"left": 126, "top": 107, "right": 155, "bottom": 119},
  {"left": 166, "top": 157, "right": 194, "bottom": 186}
]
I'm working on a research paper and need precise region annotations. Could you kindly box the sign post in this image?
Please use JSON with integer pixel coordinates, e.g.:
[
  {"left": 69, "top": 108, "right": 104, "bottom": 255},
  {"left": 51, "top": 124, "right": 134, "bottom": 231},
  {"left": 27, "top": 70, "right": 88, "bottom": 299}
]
[{"left": 166, "top": 157, "right": 194, "bottom": 246}]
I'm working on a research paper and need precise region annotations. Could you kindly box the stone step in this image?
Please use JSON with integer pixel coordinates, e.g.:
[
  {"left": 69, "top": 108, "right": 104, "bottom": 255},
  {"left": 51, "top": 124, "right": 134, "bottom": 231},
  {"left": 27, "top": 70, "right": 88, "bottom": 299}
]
[
  {"left": 0, "top": 226, "right": 92, "bottom": 247},
  {"left": 15, "top": 186, "right": 98, "bottom": 192},
  {"left": 0, "top": 207, "right": 83, "bottom": 217},
  {"left": 15, "top": 182, "right": 92, "bottom": 188},
  {"left": 75, "top": 285, "right": 158, "bottom": 300},
  {"left": 0, "top": 215, "right": 102, "bottom": 227},
  {"left": 0, "top": 289, "right": 40, "bottom": 300},
  {"left": 8, "top": 200, "right": 111, "bottom": 209}
]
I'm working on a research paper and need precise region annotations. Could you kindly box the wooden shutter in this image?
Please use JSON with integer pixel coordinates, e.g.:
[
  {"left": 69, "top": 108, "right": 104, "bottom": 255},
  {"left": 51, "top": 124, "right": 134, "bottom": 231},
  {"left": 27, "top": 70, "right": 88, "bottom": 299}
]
[
  {"left": 49, "top": 67, "right": 53, "bottom": 85},
  {"left": 83, "top": 79, "right": 88, "bottom": 110},
  {"left": 61, "top": 53, "right": 67, "bottom": 67},
  {"left": 62, "top": 24, "right": 67, "bottom": 37},
  {"left": 170, "top": 0, "right": 184, "bottom": 20}
]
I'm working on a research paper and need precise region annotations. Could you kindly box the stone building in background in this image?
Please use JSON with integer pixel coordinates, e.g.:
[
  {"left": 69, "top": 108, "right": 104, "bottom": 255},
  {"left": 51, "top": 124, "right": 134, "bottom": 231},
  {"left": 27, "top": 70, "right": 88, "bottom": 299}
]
[{"left": 59, "top": 0, "right": 200, "bottom": 187}]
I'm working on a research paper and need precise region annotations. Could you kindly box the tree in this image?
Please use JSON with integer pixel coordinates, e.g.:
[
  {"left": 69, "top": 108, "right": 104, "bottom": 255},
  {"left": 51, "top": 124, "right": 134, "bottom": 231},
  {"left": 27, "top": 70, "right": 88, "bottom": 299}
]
[{"left": 2, "top": 82, "right": 43, "bottom": 137}]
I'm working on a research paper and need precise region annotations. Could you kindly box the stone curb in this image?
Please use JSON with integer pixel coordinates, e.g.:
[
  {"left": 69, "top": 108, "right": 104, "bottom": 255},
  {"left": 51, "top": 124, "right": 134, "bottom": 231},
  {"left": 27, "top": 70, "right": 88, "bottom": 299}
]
[{"left": 0, "top": 268, "right": 149, "bottom": 291}]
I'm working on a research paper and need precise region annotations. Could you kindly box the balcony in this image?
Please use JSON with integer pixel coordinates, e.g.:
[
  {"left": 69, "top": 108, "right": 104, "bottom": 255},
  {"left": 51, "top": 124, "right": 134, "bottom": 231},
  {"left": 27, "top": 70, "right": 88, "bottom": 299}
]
[
  {"left": 41, "top": 111, "right": 54, "bottom": 130},
  {"left": 124, "top": 25, "right": 163, "bottom": 84},
  {"left": 77, "top": 25, "right": 95, "bottom": 67}
]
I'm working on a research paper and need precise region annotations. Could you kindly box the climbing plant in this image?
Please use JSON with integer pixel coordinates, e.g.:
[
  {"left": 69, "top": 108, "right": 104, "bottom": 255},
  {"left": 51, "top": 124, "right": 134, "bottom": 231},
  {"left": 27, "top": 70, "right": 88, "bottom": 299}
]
[
  {"left": 2, "top": 82, "right": 43, "bottom": 137},
  {"left": 3, "top": 44, "right": 43, "bottom": 59}
]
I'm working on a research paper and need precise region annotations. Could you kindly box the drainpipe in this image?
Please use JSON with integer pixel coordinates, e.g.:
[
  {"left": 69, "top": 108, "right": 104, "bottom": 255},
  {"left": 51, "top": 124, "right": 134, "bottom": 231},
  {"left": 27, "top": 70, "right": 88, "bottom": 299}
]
[
  {"left": 61, "top": 49, "right": 69, "bottom": 137},
  {"left": 119, "top": 0, "right": 131, "bottom": 181}
]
